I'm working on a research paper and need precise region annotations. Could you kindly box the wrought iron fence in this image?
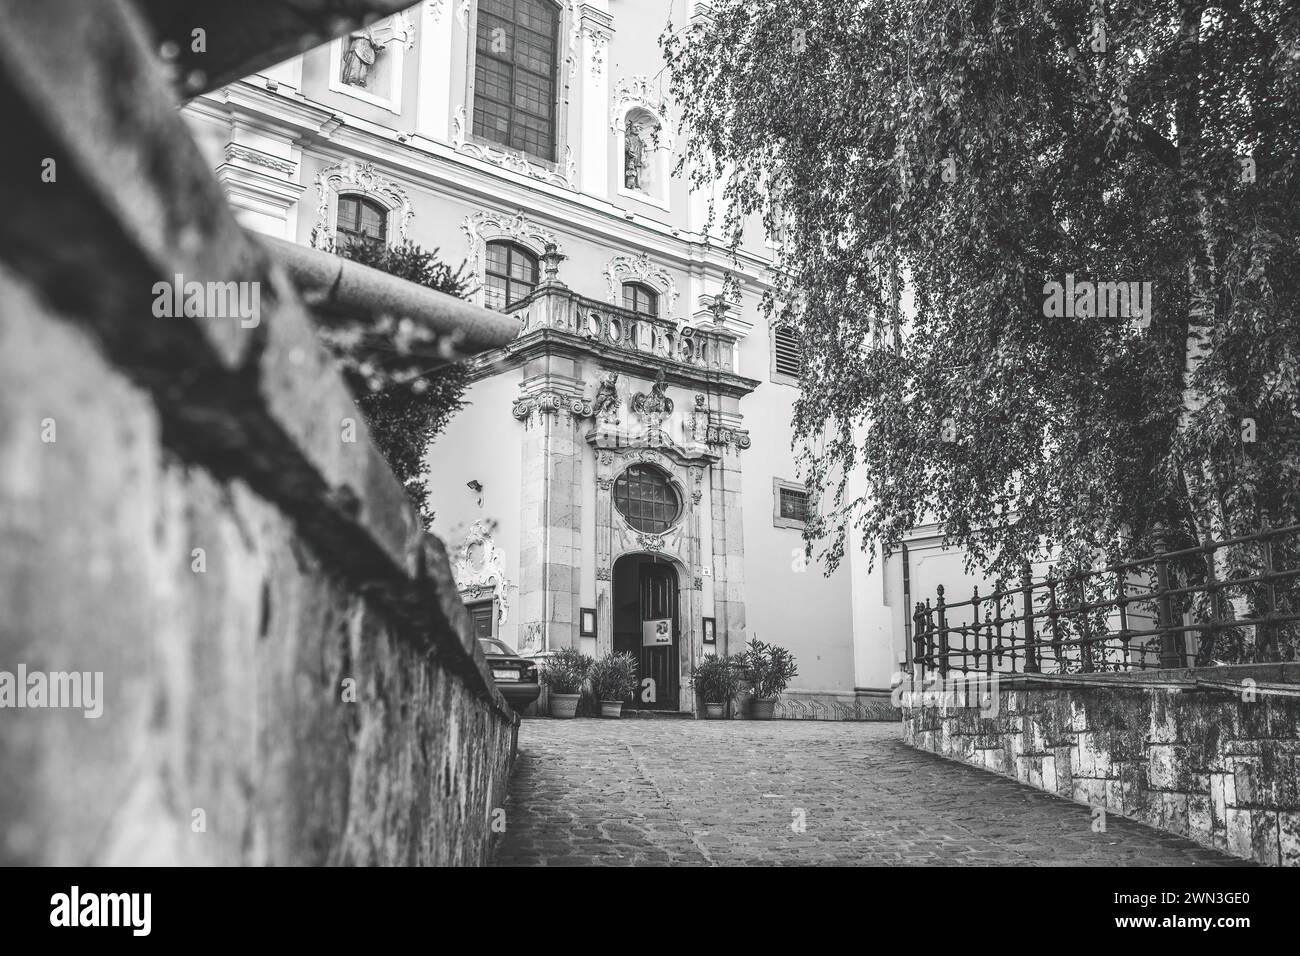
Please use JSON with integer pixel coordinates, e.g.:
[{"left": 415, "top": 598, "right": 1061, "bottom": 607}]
[{"left": 910, "top": 524, "right": 1300, "bottom": 678}]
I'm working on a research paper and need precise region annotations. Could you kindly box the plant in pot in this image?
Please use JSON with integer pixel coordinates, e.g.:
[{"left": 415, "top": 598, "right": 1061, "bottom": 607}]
[
  {"left": 689, "top": 654, "right": 740, "bottom": 719},
  {"left": 589, "top": 651, "right": 640, "bottom": 718},
  {"left": 540, "top": 646, "right": 593, "bottom": 718},
  {"left": 734, "top": 639, "right": 798, "bottom": 720}
]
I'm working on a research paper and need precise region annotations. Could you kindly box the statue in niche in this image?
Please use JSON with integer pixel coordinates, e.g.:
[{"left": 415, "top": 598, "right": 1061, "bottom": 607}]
[
  {"left": 624, "top": 118, "right": 647, "bottom": 191},
  {"left": 341, "top": 33, "right": 378, "bottom": 86},
  {"left": 592, "top": 371, "right": 621, "bottom": 424},
  {"left": 340, "top": 15, "right": 413, "bottom": 89}
]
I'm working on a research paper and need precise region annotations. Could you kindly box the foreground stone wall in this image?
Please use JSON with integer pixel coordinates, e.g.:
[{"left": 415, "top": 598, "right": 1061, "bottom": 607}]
[
  {"left": 903, "top": 664, "right": 1300, "bottom": 866},
  {"left": 0, "top": 263, "right": 518, "bottom": 866}
]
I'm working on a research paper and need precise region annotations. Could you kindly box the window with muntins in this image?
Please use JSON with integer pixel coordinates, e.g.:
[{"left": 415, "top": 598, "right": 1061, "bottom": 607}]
[
  {"left": 779, "top": 486, "right": 811, "bottom": 524},
  {"left": 337, "top": 195, "right": 387, "bottom": 247},
  {"left": 473, "top": 0, "right": 560, "bottom": 162},
  {"left": 485, "top": 241, "right": 538, "bottom": 311},
  {"left": 614, "top": 465, "right": 681, "bottom": 534},
  {"left": 622, "top": 283, "right": 659, "bottom": 317}
]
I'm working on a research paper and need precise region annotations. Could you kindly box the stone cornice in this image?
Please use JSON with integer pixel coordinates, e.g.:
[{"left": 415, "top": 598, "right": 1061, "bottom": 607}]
[{"left": 470, "top": 329, "right": 760, "bottom": 400}]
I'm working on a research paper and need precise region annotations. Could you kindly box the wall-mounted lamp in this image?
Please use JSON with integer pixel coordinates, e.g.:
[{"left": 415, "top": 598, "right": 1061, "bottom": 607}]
[{"left": 466, "top": 479, "right": 483, "bottom": 508}]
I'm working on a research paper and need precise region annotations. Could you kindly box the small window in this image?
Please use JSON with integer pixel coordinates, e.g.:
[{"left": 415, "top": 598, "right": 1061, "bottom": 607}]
[
  {"left": 614, "top": 464, "right": 681, "bottom": 534},
  {"left": 773, "top": 479, "right": 811, "bottom": 529},
  {"left": 473, "top": 0, "right": 561, "bottom": 162},
  {"left": 772, "top": 325, "right": 801, "bottom": 380},
  {"left": 337, "top": 195, "right": 387, "bottom": 247},
  {"left": 622, "top": 283, "right": 659, "bottom": 317},
  {"left": 485, "top": 241, "right": 538, "bottom": 310}
]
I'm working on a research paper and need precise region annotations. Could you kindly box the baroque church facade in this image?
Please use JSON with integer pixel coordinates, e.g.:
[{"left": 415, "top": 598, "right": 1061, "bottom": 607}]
[{"left": 184, "top": 0, "right": 949, "bottom": 716}]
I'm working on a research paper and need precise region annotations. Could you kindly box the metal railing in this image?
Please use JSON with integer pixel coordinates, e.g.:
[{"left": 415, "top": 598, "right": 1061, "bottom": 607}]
[{"left": 911, "top": 525, "right": 1300, "bottom": 678}]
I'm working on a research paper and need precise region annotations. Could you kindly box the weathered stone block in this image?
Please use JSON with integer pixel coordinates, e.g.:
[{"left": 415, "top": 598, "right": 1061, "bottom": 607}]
[
  {"left": 1226, "top": 808, "right": 1253, "bottom": 858},
  {"left": 1251, "top": 810, "right": 1280, "bottom": 866}
]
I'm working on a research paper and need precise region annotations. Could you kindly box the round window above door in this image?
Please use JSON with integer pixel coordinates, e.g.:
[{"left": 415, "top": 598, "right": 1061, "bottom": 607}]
[{"left": 613, "top": 465, "right": 682, "bottom": 534}]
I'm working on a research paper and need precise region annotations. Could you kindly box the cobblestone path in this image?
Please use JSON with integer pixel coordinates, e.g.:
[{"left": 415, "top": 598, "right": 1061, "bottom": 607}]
[{"left": 491, "top": 719, "right": 1250, "bottom": 866}]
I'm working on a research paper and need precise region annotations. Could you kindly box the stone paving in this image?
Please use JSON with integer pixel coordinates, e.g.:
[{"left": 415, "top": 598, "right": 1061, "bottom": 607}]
[{"left": 491, "top": 718, "right": 1252, "bottom": 866}]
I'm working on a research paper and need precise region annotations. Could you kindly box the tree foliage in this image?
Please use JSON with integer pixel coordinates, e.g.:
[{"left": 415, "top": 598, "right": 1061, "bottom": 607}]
[
  {"left": 316, "top": 240, "right": 471, "bottom": 523},
  {"left": 663, "top": 0, "right": 1300, "bottom": 586}
]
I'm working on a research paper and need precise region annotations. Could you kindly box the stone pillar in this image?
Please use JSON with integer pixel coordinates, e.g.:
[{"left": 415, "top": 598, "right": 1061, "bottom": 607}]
[
  {"left": 515, "top": 376, "right": 586, "bottom": 654},
  {"left": 415, "top": 0, "right": 454, "bottom": 143},
  {"left": 579, "top": 4, "right": 614, "bottom": 197},
  {"left": 709, "top": 438, "right": 747, "bottom": 658}
]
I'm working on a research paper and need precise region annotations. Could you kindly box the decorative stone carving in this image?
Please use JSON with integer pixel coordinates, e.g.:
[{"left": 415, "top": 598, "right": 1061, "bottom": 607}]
[
  {"left": 224, "top": 145, "right": 295, "bottom": 175},
  {"left": 592, "top": 371, "right": 620, "bottom": 424},
  {"left": 596, "top": 477, "right": 613, "bottom": 491},
  {"left": 340, "top": 12, "right": 415, "bottom": 88},
  {"left": 512, "top": 390, "right": 592, "bottom": 422},
  {"left": 636, "top": 533, "right": 665, "bottom": 551},
  {"left": 585, "top": 28, "right": 609, "bottom": 77},
  {"left": 693, "top": 576, "right": 703, "bottom": 590},
  {"left": 595, "top": 567, "right": 612, "bottom": 581},
  {"left": 450, "top": 520, "right": 512, "bottom": 624},
  {"left": 610, "top": 76, "right": 673, "bottom": 149},
  {"left": 452, "top": 106, "right": 578, "bottom": 189},
  {"left": 311, "top": 161, "right": 413, "bottom": 250},
  {"left": 707, "top": 425, "right": 752, "bottom": 451},
  {"left": 687, "top": 393, "right": 709, "bottom": 443},
  {"left": 630, "top": 368, "right": 674, "bottom": 416},
  {"left": 605, "top": 252, "right": 679, "bottom": 316}
]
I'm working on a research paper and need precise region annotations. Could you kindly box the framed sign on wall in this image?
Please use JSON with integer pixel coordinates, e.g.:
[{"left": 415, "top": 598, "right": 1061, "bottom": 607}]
[
  {"left": 580, "top": 607, "right": 596, "bottom": 638},
  {"left": 702, "top": 616, "right": 716, "bottom": 645}
]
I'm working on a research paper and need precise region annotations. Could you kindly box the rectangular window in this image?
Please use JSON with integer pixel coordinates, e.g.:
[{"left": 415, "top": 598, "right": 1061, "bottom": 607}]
[
  {"left": 773, "top": 479, "right": 811, "bottom": 529},
  {"left": 772, "top": 325, "right": 801, "bottom": 380},
  {"left": 472, "top": 0, "right": 560, "bottom": 162}
]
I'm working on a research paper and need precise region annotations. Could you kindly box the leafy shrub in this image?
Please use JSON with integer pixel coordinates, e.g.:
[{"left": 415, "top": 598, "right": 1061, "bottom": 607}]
[
  {"left": 539, "top": 646, "right": 593, "bottom": 695},
  {"left": 689, "top": 654, "right": 741, "bottom": 703},
  {"left": 590, "top": 652, "right": 640, "bottom": 702},
  {"left": 314, "top": 238, "right": 471, "bottom": 524},
  {"left": 733, "top": 639, "right": 798, "bottom": 700}
]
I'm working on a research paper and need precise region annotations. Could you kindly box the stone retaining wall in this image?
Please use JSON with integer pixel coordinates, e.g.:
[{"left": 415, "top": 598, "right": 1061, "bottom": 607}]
[
  {"left": 0, "top": 254, "right": 518, "bottom": 867},
  {"left": 902, "top": 664, "right": 1300, "bottom": 866}
]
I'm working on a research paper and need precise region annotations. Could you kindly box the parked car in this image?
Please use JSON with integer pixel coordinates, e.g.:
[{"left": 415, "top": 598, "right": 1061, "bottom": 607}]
[{"left": 478, "top": 638, "right": 540, "bottom": 710}]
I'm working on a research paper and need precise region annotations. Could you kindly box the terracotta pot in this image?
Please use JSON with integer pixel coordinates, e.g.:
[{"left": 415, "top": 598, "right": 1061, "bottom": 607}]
[
  {"left": 550, "top": 693, "right": 580, "bottom": 718},
  {"left": 750, "top": 698, "right": 777, "bottom": 720},
  {"left": 705, "top": 702, "right": 725, "bottom": 720},
  {"left": 599, "top": 700, "right": 624, "bottom": 718}
]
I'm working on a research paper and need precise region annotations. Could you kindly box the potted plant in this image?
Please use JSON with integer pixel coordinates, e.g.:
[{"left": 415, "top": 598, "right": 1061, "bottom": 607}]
[
  {"left": 734, "top": 639, "right": 798, "bottom": 720},
  {"left": 689, "top": 654, "right": 740, "bottom": 719},
  {"left": 589, "top": 651, "right": 640, "bottom": 718},
  {"left": 540, "top": 646, "right": 592, "bottom": 718}
]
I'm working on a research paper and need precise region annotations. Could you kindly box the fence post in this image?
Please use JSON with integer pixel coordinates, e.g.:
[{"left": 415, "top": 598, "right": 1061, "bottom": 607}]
[
  {"left": 1260, "top": 527, "right": 1278, "bottom": 661},
  {"left": 936, "top": 584, "right": 950, "bottom": 679},
  {"left": 1155, "top": 554, "right": 1182, "bottom": 669},
  {"left": 1021, "top": 563, "right": 1040, "bottom": 673}
]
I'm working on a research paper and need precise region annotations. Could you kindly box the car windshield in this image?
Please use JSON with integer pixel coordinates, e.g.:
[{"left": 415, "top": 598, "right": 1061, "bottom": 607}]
[{"left": 478, "top": 638, "right": 518, "bottom": 657}]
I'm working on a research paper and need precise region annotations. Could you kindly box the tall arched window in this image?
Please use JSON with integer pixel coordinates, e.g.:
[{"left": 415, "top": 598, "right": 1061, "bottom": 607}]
[
  {"left": 484, "top": 240, "right": 538, "bottom": 310},
  {"left": 473, "top": 0, "right": 561, "bottom": 161},
  {"left": 614, "top": 465, "right": 681, "bottom": 534},
  {"left": 621, "top": 282, "right": 659, "bottom": 317},
  {"left": 336, "top": 194, "right": 388, "bottom": 247}
]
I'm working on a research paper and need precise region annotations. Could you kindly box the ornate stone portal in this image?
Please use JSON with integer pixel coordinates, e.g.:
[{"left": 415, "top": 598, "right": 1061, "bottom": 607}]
[
  {"left": 450, "top": 519, "right": 512, "bottom": 624},
  {"left": 502, "top": 281, "right": 757, "bottom": 710}
]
